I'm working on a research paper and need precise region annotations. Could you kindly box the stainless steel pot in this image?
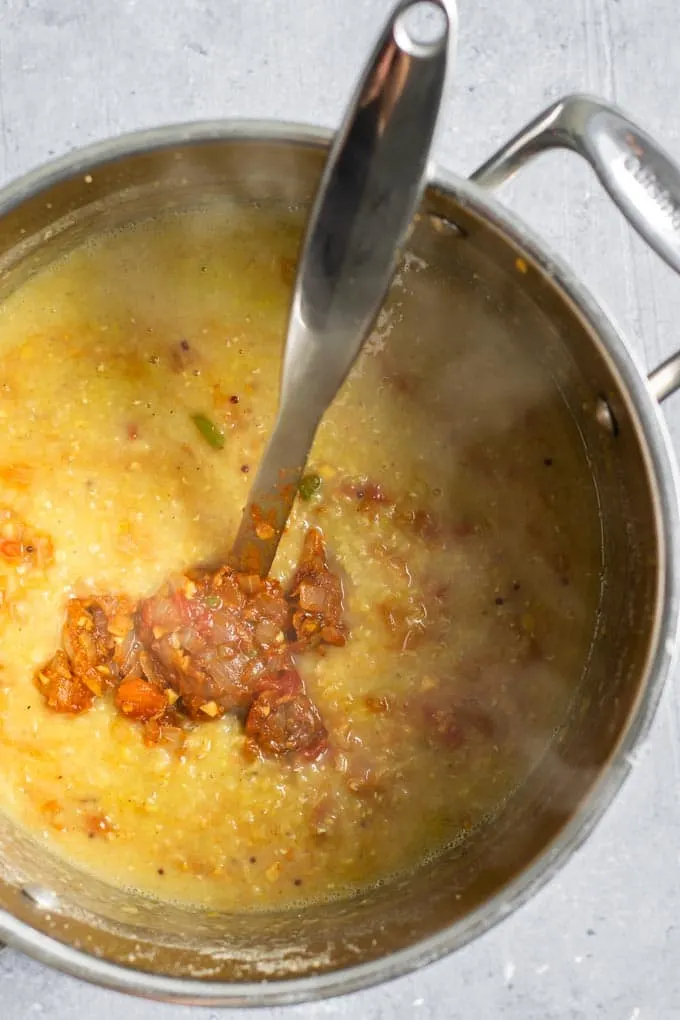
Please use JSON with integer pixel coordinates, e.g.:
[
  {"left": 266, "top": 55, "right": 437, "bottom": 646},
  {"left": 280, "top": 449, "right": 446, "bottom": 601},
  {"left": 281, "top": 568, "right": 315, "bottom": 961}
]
[{"left": 0, "top": 94, "right": 679, "bottom": 1006}]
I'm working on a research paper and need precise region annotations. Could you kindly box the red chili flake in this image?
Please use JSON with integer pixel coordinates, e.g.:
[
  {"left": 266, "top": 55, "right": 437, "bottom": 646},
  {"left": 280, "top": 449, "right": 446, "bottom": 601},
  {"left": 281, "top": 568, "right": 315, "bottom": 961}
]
[
  {"left": 85, "top": 812, "right": 116, "bottom": 839},
  {"left": 0, "top": 540, "right": 22, "bottom": 559},
  {"left": 127, "top": 424, "right": 139, "bottom": 441}
]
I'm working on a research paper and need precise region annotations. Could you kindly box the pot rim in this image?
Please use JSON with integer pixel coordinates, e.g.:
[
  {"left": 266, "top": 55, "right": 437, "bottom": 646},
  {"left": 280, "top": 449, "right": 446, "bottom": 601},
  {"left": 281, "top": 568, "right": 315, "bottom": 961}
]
[{"left": 0, "top": 118, "right": 677, "bottom": 1006}]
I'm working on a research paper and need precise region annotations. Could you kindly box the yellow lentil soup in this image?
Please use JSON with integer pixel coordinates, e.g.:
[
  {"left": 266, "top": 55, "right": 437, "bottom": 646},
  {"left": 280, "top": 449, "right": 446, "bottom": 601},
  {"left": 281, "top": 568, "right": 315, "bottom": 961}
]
[{"left": 0, "top": 203, "right": 602, "bottom": 911}]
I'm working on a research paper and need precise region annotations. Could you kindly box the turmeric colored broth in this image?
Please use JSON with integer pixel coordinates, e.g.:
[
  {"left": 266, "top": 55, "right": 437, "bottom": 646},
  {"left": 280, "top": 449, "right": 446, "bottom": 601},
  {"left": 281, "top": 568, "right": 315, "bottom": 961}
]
[{"left": 0, "top": 203, "right": 602, "bottom": 910}]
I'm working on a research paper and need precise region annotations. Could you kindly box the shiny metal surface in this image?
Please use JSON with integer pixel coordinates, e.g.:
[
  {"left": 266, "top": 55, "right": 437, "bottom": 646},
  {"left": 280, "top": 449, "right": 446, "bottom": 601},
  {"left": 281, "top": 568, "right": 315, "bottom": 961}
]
[
  {"left": 231, "top": 0, "right": 450, "bottom": 575},
  {"left": 471, "top": 92, "right": 680, "bottom": 404},
  {"left": 649, "top": 351, "right": 680, "bottom": 403},
  {"left": 472, "top": 93, "right": 680, "bottom": 276},
  {"left": 0, "top": 115, "right": 676, "bottom": 1006}
]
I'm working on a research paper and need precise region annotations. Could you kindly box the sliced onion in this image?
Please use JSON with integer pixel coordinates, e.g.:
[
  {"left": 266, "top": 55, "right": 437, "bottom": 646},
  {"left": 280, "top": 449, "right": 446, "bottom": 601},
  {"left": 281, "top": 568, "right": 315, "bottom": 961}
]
[
  {"left": 116, "top": 629, "right": 140, "bottom": 674},
  {"left": 174, "top": 626, "right": 205, "bottom": 655},
  {"left": 237, "top": 573, "right": 263, "bottom": 595},
  {"left": 142, "top": 594, "right": 183, "bottom": 632},
  {"left": 254, "top": 618, "right": 281, "bottom": 646},
  {"left": 298, "top": 581, "right": 329, "bottom": 612},
  {"left": 210, "top": 618, "right": 240, "bottom": 645}
]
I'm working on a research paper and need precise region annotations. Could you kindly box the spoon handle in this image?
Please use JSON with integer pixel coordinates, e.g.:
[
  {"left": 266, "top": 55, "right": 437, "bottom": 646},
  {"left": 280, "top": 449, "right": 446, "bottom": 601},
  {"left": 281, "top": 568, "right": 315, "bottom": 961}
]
[{"left": 231, "top": 0, "right": 452, "bottom": 575}]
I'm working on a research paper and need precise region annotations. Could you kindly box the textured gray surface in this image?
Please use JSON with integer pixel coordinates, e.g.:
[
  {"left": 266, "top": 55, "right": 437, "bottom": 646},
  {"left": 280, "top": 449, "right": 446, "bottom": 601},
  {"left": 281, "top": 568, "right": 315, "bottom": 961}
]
[{"left": 0, "top": 0, "right": 679, "bottom": 1017}]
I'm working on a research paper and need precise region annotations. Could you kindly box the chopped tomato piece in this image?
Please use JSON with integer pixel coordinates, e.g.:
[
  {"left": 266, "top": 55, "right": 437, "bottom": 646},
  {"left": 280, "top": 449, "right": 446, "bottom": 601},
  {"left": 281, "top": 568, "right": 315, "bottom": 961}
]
[{"left": 115, "top": 676, "right": 168, "bottom": 721}]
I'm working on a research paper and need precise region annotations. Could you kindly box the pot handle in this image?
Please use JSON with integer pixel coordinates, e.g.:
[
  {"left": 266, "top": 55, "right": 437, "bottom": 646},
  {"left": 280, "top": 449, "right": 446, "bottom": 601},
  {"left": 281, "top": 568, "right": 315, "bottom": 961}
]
[{"left": 470, "top": 93, "right": 680, "bottom": 401}]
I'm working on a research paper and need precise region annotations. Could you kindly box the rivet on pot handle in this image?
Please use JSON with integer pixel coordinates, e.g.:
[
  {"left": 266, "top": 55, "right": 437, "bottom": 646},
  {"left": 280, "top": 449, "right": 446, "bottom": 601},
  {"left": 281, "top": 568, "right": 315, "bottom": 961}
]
[{"left": 470, "top": 93, "right": 680, "bottom": 401}]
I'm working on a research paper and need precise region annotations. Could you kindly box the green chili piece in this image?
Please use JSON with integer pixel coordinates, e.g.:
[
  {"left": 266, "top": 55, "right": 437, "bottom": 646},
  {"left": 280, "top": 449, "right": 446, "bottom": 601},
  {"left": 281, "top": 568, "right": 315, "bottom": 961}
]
[
  {"left": 191, "top": 413, "right": 225, "bottom": 450},
  {"left": 298, "top": 472, "right": 322, "bottom": 501}
]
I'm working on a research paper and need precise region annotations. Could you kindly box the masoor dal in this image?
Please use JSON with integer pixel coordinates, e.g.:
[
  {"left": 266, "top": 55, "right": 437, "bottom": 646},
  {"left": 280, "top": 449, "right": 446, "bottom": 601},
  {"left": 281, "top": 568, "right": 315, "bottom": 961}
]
[{"left": 0, "top": 204, "right": 602, "bottom": 911}]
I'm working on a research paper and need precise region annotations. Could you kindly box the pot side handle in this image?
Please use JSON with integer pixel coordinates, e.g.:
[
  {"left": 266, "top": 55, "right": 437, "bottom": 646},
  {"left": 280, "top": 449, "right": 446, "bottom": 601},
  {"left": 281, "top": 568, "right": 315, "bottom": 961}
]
[{"left": 470, "top": 93, "right": 680, "bottom": 402}]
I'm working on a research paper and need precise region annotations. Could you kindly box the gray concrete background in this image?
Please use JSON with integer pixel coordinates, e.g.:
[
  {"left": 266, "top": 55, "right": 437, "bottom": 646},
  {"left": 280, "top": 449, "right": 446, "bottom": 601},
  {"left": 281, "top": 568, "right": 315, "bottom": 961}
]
[{"left": 0, "top": 0, "right": 678, "bottom": 1016}]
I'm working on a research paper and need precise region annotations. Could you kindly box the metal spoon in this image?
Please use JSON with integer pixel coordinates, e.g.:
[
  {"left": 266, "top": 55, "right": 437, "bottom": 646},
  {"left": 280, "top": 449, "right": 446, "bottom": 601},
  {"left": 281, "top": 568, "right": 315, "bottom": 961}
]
[{"left": 231, "top": 0, "right": 453, "bottom": 575}]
